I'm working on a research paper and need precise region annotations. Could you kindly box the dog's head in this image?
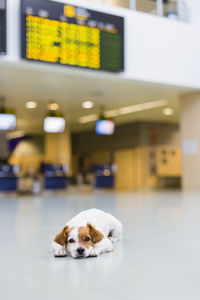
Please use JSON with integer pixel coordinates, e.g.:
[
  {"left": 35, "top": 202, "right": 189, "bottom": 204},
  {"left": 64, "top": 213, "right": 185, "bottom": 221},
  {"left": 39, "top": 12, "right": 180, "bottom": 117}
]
[{"left": 54, "top": 223, "right": 104, "bottom": 258}]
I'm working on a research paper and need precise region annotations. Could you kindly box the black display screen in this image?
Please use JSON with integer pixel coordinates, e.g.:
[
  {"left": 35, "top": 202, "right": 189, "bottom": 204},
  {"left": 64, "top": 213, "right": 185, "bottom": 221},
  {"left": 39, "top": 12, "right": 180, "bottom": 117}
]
[
  {"left": 21, "top": 0, "right": 124, "bottom": 72},
  {"left": 0, "top": 0, "right": 6, "bottom": 54}
]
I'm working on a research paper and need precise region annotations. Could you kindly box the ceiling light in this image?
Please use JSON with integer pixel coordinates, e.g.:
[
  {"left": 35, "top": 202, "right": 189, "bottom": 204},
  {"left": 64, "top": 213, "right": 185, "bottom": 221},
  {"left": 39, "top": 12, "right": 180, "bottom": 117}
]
[
  {"left": 26, "top": 101, "right": 37, "bottom": 109},
  {"left": 82, "top": 101, "right": 94, "bottom": 109},
  {"left": 78, "top": 99, "right": 169, "bottom": 124},
  {"left": 48, "top": 102, "right": 59, "bottom": 111},
  {"left": 163, "top": 108, "right": 173, "bottom": 116},
  {"left": 118, "top": 104, "right": 142, "bottom": 115},
  {"left": 79, "top": 114, "right": 98, "bottom": 124},
  {"left": 118, "top": 99, "right": 168, "bottom": 115},
  {"left": 104, "top": 110, "right": 119, "bottom": 118}
]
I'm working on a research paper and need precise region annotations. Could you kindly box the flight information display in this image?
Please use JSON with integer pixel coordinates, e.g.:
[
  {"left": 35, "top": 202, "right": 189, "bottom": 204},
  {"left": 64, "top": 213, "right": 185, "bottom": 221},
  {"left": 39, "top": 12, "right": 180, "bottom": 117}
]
[
  {"left": 0, "top": 0, "right": 6, "bottom": 54},
  {"left": 21, "top": 0, "right": 124, "bottom": 72}
]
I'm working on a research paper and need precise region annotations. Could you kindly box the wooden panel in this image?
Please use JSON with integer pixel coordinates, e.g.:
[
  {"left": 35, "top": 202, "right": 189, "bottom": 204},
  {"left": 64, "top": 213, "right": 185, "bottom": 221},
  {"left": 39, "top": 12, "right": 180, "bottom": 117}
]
[
  {"left": 114, "top": 149, "right": 137, "bottom": 190},
  {"left": 157, "top": 146, "right": 182, "bottom": 177},
  {"left": 114, "top": 146, "right": 158, "bottom": 191}
]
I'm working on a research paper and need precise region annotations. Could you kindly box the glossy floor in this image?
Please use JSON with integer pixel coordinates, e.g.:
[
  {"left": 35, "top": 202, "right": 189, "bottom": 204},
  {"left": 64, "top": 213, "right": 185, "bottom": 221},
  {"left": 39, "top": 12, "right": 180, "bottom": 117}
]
[{"left": 0, "top": 189, "right": 200, "bottom": 300}]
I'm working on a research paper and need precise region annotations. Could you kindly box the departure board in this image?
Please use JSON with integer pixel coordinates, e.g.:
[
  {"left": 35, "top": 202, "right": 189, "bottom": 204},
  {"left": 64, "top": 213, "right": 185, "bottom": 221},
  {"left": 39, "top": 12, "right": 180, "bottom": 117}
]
[
  {"left": 0, "top": 0, "right": 6, "bottom": 54},
  {"left": 21, "top": 0, "right": 124, "bottom": 72}
]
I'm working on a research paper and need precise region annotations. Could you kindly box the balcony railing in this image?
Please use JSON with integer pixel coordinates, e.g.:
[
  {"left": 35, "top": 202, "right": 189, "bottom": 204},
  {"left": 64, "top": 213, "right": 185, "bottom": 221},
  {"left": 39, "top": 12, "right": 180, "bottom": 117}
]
[{"left": 87, "top": 0, "right": 189, "bottom": 22}]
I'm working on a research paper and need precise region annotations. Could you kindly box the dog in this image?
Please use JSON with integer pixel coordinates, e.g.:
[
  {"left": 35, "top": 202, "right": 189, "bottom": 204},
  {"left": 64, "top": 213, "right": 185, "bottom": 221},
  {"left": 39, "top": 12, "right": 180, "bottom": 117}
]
[{"left": 52, "top": 208, "right": 123, "bottom": 259}]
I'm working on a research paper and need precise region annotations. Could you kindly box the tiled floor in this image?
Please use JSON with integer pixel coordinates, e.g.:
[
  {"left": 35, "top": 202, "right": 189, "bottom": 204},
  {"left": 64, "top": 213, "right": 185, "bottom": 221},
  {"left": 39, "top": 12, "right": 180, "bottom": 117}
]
[{"left": 0, "top": 189, "right": 200, "bottom": 300}]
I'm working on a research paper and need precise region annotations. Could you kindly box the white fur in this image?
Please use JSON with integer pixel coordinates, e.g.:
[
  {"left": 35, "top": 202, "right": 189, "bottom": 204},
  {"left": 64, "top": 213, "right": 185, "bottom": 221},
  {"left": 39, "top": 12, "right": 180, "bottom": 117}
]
[
  {"left": 52, "top": 208, "right": 123, "bottom": 258},
  {"left": 51, "top": 241, "right": 67, "bottom": 257},
  {"left": 66, "top": 227, "right": 93, "bottom": 258}
]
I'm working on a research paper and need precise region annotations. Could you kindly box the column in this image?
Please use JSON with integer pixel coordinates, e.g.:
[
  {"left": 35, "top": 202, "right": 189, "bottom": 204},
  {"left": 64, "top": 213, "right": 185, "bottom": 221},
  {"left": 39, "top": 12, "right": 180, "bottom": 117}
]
[
  {"left": 180, "top": 92, "right": 200, "bottom": 189},
  {"left": 156, "top": 0, "right": 163, "bottom": 16},
  {"left": 44, "top": 128, "right": 72, "bottom": 175},
  {"left": 0, "top": 132, "right": 8, "bottom": 161}
]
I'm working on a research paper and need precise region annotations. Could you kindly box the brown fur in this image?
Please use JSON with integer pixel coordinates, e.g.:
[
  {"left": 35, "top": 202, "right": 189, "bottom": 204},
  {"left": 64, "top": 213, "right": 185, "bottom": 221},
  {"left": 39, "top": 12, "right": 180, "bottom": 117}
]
[
  {"left": 78, "top": 226, "right": 94, "bottom": 248},
  {"left": 54, "top": 225, "right": 70, "bottom": 246},
  {"left": 87, "top": 223, "right": 104, "bottom": 244}
]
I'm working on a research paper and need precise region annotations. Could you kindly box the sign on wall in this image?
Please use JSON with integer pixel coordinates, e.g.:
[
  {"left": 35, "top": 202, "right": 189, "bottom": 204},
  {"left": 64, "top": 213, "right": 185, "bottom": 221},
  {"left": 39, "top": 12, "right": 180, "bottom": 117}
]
[
  {"left": 0, "top": 0, "right": 6, "bottom": 54},
  {"left": 21, "top": 0, "right": 124, "bottom": 72}
]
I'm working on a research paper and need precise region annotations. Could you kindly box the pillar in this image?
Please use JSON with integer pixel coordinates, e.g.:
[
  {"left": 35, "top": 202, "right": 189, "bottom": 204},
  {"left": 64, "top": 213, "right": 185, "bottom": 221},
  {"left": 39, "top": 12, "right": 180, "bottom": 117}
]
[
  {"left": 180, "top": 92, "right": 200, "bottom": 189},
  {"left": 0, "top": 132, "right": 9, "bottom": 161},
  {"left": 44, "top": 127, "right": 72, "bottom": 175}
]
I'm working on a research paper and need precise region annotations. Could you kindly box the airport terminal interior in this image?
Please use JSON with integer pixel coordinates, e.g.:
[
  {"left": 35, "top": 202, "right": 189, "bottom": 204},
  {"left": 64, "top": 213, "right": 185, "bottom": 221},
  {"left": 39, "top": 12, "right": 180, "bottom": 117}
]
[{"left": 1, "top": 0, "right": 200, "bottom": 299}]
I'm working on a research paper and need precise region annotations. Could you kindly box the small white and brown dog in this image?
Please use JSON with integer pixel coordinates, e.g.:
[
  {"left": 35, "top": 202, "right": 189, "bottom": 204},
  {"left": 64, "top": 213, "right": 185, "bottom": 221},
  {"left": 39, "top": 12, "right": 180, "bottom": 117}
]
[{"left": 52, "top": 208, "right": 123, "bottom": 259}]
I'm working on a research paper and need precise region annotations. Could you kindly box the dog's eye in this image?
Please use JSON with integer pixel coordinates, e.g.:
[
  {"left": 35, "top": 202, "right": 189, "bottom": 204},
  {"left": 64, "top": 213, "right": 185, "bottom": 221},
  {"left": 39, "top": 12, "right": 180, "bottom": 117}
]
[
  {"left": 68, "top": 238, "right": 75, "bottom": 244},
  {"left": 84, "top": 236, "right": 90, "bottom": 242}
]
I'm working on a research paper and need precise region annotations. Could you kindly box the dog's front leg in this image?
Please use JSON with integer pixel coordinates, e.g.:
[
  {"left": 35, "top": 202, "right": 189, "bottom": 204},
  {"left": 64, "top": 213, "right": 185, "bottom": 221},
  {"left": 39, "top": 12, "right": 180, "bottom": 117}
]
[
  {"left": 91, "top": 237, "right": 113, "bottom": 256},
  {"left": 52, "top": 241, "right": 67, "bottom": 257}
]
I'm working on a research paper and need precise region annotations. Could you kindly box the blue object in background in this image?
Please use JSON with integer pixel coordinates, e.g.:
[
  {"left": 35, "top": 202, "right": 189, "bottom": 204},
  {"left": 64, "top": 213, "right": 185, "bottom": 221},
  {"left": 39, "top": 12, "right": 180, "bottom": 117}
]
[
  {"left": 94, "top": 164, "right": 114, "bottom": 188},
  {"left": 41, "top": 164, "right": 68, "bottom": 190},
  {"left": 0, "top": 165, "right": 18, "bottom": 191},
  {"left": 95, "top": 175, "right": 114, "bottom": 188},
  {"left": 44, "top": 176, "right": 67, "bottom": 190},
  {"left": 0, "top": 177, "right": 17, "bottom": 191}
]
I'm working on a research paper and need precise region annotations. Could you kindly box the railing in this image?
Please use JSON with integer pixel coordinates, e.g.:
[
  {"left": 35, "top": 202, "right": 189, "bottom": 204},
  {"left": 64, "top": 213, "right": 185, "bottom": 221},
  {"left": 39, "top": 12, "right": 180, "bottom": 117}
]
[{"left": 87, "top": 0, "right": 189, "bottom": 22}]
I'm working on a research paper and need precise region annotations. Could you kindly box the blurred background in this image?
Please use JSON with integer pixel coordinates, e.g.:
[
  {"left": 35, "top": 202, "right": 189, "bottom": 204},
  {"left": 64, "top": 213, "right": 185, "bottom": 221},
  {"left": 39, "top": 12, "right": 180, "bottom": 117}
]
[{"left": 0, "top": 0, "right": 199, "bottom": 194}]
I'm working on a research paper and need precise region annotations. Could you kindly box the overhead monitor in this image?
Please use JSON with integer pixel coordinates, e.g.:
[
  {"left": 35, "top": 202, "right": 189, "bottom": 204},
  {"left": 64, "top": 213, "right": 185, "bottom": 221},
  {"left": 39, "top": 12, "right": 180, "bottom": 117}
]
[
  {"left": 0, "top": 114, "right": 16, "bottom": 130},
  {"left": 0, "top": 0, "right": 6, "bottom": 54},
  {"left": 43, "top": 116, "right": 66, "bottom": 133},
  {"left": 95, "top": 119, "right": 115, "bottom": 136},
  {"left": 21, "top": 0, "right": 124, "bottom": 72}
]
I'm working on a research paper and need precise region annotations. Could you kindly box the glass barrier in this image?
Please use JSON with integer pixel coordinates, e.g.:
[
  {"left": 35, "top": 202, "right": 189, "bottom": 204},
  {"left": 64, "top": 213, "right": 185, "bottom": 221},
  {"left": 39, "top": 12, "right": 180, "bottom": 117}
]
[{"left": 86, "top": 0, "right": 188, "bottom": 22}]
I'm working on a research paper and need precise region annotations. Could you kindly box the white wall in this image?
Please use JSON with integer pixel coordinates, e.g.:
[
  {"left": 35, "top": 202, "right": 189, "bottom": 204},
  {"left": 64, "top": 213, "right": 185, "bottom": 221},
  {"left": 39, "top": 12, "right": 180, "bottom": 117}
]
[
  {"left": 183, "top": 0, "right": 200, "bottom": 26},
  {"left": 126, "top": 11, "right": 200, "bottom": 88},
  {"left": 2, "top": 0, "right": 200, "bottom": 89}
]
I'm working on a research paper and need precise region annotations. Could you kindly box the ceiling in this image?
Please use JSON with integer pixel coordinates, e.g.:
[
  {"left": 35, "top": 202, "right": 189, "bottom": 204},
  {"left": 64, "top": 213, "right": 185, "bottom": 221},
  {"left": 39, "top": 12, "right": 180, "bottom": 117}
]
[{"left": 0, "top": 60, "right": 193, "bottom": 134}]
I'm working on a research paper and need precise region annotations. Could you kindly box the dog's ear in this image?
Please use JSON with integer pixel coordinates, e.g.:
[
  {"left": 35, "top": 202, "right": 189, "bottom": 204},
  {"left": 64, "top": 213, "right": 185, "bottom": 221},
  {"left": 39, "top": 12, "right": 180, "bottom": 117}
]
[
  {"left": 54, "top": 225, "right": 69, "bottom": 246},
  {"left": 87, "top": 223, "right": 104, "bottom": 244}
]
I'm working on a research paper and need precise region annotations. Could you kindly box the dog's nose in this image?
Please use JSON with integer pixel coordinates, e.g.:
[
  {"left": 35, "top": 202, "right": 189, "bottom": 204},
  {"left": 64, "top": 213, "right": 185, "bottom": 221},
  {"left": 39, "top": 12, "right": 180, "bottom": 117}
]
[{"left": 77, "top": 247, "right": 85, "bottom": 255}]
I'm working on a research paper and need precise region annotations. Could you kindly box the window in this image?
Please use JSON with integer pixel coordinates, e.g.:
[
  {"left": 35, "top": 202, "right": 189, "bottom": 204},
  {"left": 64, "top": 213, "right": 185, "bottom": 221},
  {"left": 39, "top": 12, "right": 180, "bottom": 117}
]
[
  {"left": 136, "top": 0, "right": 157, "bottom": 15},
  {"left": 163, "top": 0, "right": 178, "bottom": 19},
  {"left": 87, "top": 0, "right": 130, "bottom": 9}
]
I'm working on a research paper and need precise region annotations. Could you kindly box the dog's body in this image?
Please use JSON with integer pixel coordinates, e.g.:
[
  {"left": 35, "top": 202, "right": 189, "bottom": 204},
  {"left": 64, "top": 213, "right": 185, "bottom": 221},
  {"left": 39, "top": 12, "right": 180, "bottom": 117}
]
[{"left": 52, "top": 208, "right": 123, "bottom": 258}]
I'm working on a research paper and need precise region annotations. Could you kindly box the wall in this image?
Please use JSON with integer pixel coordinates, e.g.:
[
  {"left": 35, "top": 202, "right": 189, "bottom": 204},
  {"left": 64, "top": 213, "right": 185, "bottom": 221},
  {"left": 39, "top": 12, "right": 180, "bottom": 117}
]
[
  {"left": 157, "top": 145, "right": 182, "bottom": 177},
  {"left": 72, "top": 122, "right": 181, "bottom": 190},
  {"left": 126, "top": 11, "right": 200, "bottom": 88},
  {"left": 2, "top": 0, "right": 200, "bottom": 89},
  {"left": 183, "top": 0, "right": 200, "bottom": 26},
  {"left": 72, "top": 122, "right": 180, "bottom": 153},
  {"left": 114, "top": 146, "right": 158, "bottom": 191}
]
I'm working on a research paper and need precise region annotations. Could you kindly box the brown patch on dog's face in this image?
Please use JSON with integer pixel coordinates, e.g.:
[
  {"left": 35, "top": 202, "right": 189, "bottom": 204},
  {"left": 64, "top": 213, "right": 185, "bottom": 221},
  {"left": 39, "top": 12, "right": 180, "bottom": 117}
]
[
  {"left": 78, "top": 226, "right": 93, "bottom": 248},
  {"left": 87, "top": 223, "right": 104, "bottom": 244}
]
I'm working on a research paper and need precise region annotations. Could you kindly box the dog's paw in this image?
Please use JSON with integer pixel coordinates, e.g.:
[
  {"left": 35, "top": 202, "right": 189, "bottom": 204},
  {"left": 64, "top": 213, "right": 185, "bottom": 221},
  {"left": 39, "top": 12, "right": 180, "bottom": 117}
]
[
  {"left": 54, "top": 249, "right": 67, "bottom": 257},
  {"left": 89, "top": 249, "right": 98, "bottom": 257}
]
